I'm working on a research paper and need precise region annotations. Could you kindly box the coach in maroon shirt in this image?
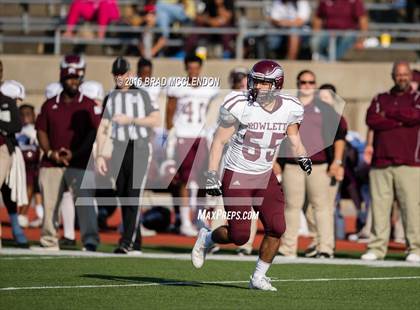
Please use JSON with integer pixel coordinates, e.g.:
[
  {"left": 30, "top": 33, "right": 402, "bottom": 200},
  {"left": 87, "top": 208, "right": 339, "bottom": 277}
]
[
  {"left": 312, "top": 0, "right": 368, "bottom": 60},
  {"left": 362, "top": 61, "right": 420, "bottom": 263},
  {"left": 33, "top": 59, "right": 100, "bottom": 251}
]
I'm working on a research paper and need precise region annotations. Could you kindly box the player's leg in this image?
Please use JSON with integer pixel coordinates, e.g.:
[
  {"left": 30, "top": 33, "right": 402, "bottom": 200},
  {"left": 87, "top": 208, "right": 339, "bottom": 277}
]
[
  {"left": 176, "top": 138, "right": 200, "bottom": 236},
  {"left": 249, "top": 172, "right": 285, "bottom": 291},
  {"left": 192, "top": 169, "right": 253, "bottom": 268},
  {"left": 188, "top": 138, "right": 210, "bottom": 230}
]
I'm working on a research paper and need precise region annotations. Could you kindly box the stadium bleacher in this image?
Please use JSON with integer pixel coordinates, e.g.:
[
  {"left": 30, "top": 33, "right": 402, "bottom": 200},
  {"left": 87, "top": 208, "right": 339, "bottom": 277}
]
[{"left": 0, "top": 0, "right": 418, "bottom": 60}]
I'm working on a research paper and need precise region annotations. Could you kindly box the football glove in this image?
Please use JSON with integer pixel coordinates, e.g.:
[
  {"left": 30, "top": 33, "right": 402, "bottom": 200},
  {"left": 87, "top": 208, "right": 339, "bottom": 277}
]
[
  {"left": 205, "top": 170, "right": 222, "bottom": 196},
  {"left": 297, "top": 156, "right": 312, "bottom": 176}
]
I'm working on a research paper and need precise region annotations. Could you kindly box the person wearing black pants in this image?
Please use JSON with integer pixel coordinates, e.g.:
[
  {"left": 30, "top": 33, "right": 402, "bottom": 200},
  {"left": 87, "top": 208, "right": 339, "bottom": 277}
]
[{"left": 95, "top": 57, "right": 160, "bottom": 254}]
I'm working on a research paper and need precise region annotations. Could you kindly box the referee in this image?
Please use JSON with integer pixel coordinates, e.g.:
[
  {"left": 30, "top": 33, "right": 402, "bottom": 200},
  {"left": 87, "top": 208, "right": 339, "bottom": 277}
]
[{"left": 95, "top": 57, "right": 160, "bottom": 254}]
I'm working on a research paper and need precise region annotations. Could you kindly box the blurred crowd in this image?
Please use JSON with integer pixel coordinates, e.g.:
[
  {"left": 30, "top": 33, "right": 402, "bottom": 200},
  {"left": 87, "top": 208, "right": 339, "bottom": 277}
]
[
  {"left": 53, "top": 0, "right": 419, "bottom": 59},
  {"left": 0, "top": 54, "right": 419, "bottom": 262}
]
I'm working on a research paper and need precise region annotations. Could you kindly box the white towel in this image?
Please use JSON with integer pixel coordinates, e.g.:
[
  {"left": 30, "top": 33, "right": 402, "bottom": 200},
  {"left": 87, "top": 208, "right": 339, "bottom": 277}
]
[{"left": 6, "top": 147, "right": 28, "bottom": 206}]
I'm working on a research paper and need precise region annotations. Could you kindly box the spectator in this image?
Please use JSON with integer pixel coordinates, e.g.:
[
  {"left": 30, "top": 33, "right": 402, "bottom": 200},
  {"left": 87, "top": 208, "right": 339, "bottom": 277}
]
[
  {"left": 16, "top": 104, "right": 45, "bottom": 229},
  {"left": 95, "top": 56, "right": 160, "bottom": 254},
  {"left": 362, "top": 61, "right": 420, "bottom": 263},
  {"left": 312, "top": 0, "right": 368, "bottom": 60},
  {"left": 228, "top": 67, "right": 248, "bottom": 91},
  {"left": 319, "top": 83, "right": 345, "bottom": 113},
  {"left": 64, "top": 0, "right": 120, "bottom": 39},
  {"left": 32, "top": 55, "right": 100, "bottom": 252},
  {"left": 268, "top": 0, "right": 311, "bottom": 60},
  {"left": 278, "top": 70, "right": 347, "bottom": 258},
  {"left": 406, "top": 0, "right": 420, "bottom": 23},
  {"left": 186, "top": 0, "right": 235, "bottom": 58},
  {"left": 0, "top": 81, "right": 27, "bottom": 246}
]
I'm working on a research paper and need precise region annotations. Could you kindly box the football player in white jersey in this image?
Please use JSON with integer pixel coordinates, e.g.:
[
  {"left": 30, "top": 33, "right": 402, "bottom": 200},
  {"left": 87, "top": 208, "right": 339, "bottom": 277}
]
[
  {"left": 166, "top": 55, "right": 219, "bottom": 236},
  {"left": 191, "top": 60, "right": 312, "bottom": 291}
]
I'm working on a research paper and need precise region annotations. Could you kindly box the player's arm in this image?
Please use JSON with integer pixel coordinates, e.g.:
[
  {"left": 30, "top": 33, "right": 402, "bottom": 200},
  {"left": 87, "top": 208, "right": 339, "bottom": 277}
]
[
  {"left": 206, "top": 106, "right": 237, "bottom": 196},
  {"left": 165, "top": 96, "right": 177, "bottom": 130},
  {"left": 286, "top": 123, "right": 312, "bottom": 175},
  {"left": 208, "top": 124, "right": 236, "bottom": 172}
]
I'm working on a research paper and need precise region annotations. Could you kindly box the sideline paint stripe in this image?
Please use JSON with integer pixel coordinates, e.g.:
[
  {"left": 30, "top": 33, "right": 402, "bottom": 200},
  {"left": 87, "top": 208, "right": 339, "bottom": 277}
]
[
  {"left": 1, "top": 249, "right": 419, "bottom": 268},
  {"left": 1, "top": 276, "right": 420, "bottom": 291}
]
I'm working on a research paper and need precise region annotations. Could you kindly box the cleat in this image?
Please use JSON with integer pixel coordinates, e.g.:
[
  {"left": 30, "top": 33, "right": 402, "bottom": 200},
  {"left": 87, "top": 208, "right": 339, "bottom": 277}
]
[
  {"left": 406, "top": 253, "right": 420, "bottom": 263},
  {"left": 180, "top": 224, "right": 198, "bottom": 237},
  {"left": 191, "top": 228, "right": 209, "bottom": 268},
  {"left": 249, "top": 275, "right": 277, "bottom": 291},
  {"left": 361, "top": 251, "right": 379, "bottom": 261}
]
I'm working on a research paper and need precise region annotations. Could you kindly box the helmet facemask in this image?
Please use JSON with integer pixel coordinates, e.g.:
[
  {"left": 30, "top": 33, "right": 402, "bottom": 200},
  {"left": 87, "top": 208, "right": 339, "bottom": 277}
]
[{"left": 248, "top": 76, "right": 276, "bottom": 107}]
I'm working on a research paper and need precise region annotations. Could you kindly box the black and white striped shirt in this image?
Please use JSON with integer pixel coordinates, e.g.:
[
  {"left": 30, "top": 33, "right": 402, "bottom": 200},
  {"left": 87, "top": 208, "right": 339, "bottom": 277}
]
[{"left": 103, "top": 88, "right": 158, "bottom": 142}]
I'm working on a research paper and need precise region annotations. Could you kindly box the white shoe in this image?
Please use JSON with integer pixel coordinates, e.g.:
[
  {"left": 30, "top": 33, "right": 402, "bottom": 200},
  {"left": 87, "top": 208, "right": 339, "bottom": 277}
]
[
  {"left": 30, "top": 245, "right": 60, "bottom": 252},
  {"left": 127, "top": 250, "right": 143, "bottom": 256},
  {"left": 249, "top": 275, "right": 277, "bottom": 291},
  {"left": 18, "top": 215, "right": 29, "bottom": 228},
  {"left": 29, "top": 218, "right": 43, "bottom": 228},
  {"left": 361, "top": 252, "right": 379, "bottom": 261},
  {"left": 140, "top": 225, "right": 156, "bottom": 237},
  {"left": 180, "top": 224, "right": 198, "bottom": 237},
  {"left": 191, "top": 228, "right": 209, "bottom": 268},
  {"left": 406, "top": 253, "right": 420, "bottom": 263}
]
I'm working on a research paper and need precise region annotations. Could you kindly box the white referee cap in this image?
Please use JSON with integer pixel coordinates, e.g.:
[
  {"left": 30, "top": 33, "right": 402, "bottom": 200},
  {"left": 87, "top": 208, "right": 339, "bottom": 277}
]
[{"left": 0, "top": 80, "right": 26, "bottom": 100}]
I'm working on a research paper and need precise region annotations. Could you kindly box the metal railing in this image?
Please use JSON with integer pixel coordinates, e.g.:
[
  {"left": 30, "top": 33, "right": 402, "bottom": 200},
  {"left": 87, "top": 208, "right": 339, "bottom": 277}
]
[
  {"left": 0, "top": 20, "right": 419, "bottom": 60},
  {"left": 0, "top": 1, "right": 418, "bottom": 60}
]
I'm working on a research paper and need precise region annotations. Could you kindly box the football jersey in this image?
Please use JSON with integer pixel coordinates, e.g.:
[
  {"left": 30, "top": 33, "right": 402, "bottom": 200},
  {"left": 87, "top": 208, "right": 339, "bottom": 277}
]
[
  {"left": 143, "top": 86, "right": 161, "bottom": 108},
  {"left": 222, "top": 91, "right": 304, "bottom": 174},
  {"left": 167, "top": 85, "right": 219, "bottom": 138}
]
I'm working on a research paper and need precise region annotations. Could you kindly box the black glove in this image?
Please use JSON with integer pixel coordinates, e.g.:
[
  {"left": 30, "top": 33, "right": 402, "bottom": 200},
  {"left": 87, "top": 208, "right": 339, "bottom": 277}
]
[
  {"left": 297, "top": 156, "right": 312, "bottom": 176},
  {"left": 205, "top": 170, "right": 222, "bottom": 196}
]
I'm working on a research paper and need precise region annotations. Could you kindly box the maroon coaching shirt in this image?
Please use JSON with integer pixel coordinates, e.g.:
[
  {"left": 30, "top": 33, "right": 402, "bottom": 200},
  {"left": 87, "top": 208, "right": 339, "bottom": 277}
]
[
  {"left": 35, "top": 91, "right": 101, "bottom": 169},
  {"left": 317, "top": 0, "right": 366, "bottom": 30},
  {"left": 366, "top": 87, "right": 420, "bottom": 168}
]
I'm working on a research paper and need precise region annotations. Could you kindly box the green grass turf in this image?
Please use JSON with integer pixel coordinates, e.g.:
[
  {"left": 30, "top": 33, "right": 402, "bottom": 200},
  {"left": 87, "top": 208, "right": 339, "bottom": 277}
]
[{"left": 1, "top": 256, "right": 419, "bottom": 310}]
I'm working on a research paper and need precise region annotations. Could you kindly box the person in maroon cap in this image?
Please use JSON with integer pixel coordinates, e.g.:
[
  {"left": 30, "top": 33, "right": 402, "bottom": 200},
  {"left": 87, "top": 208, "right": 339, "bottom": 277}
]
[
  {"left": 32, "top": 55, "right": 101, "bottom": 252},
  {"left": 312, "top": 0, "right": 368, "bottom": 60},
  {"left": 362, "top": 61, "right": 420, "bottom": 263}
]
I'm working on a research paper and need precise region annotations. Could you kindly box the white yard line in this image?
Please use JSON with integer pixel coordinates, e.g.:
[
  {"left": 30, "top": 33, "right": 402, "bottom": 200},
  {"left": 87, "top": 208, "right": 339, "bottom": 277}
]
[
  {"left": 0, "top": 248, "right": 419, "bottom": 268},
  {"left": 1, "top": 276, "right": 420, "bottom": 292}
]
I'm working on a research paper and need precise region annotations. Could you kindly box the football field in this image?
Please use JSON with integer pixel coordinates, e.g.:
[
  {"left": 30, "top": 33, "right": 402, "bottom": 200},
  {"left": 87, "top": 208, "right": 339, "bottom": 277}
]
[{"left": 1, "top": 250, "right": 420, "bottom": 310}]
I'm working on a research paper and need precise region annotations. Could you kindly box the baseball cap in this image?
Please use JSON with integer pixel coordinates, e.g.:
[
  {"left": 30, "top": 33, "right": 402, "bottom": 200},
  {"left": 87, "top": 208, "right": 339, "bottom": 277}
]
[
  {"left": 112, "top": 57, "right": 130, "bottom": 75},
  {"left": 60, "top": 54, "right": 86, "bottom": 81}
]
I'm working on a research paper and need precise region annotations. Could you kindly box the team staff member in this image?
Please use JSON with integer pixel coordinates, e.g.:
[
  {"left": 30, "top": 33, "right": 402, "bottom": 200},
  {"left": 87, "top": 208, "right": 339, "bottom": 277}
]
[
  {"left": 34, "top": 58, "right": 100, "bottom": 251},
  {"left": 96, "top": 57, "right": 160, "bottom": 254},
  {"left": 362, "top": 61, "right": 420, "bottom": 263},
  {"left": 278, "top": 70, "right": 347, "bottom": 258}
]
